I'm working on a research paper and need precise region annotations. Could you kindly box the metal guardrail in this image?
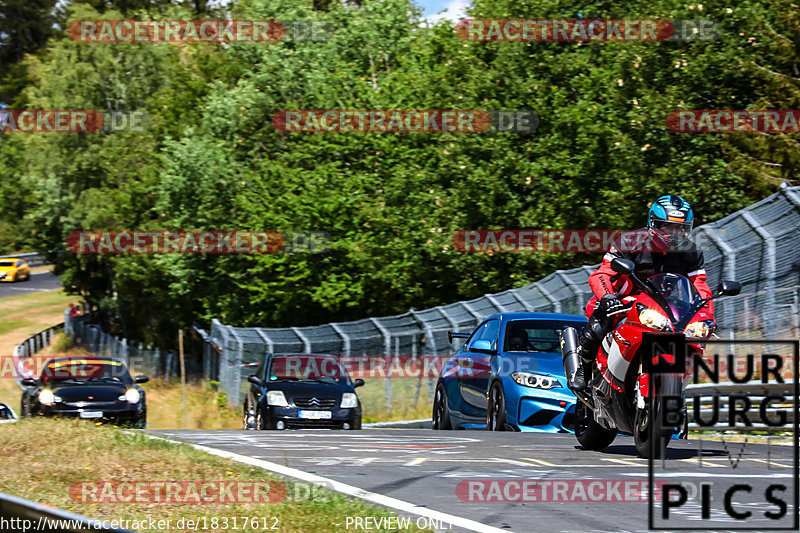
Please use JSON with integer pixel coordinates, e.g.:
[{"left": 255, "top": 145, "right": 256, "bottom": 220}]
[
  {"left": 3, "top": 252, "right": 47, "bottom": 267},
  {"left": 0, "top": 491, "right": 132, "bottom": 532},
  {"left": 13, "top": 323, "right": 64, "bottom": 390},
  {"left": 685, "top": 380, "right": 796, "bottom": 432},
  {"left": 685, "top": 380, "right": 794, "bottom": 397}
]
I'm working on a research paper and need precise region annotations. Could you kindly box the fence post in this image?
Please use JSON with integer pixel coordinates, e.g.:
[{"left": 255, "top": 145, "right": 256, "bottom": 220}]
[
  {"left": 370, "top": 318, "right": 392, "bottom": 411},
  {"left": 556, "top": 270, "right": 588, "bottom": 315},
  {"left": 227, "top": 327, "right": 244, "bottom": 407},
  {"left": 410, "top": 309, "right": 437, "bottom": 405},
  {"left": 330, "top": 323, "right": 351, "bottom": 356},
  {"left": 255, "top": 328, "right": 275, "bottom": 354},
  {"left": 291, "top": 327, "right": 312, "bottom": 353},
  {"left": 695, "top": 225, "right": 737, "bottom": 343},
  {"left": 535, "top": 280, "right": 562, "bottom": 313},
  {"left": 509, "top": 288, "right": 536, "bottom": 311},
  {"left": 741, "top": 211, "right": 776, "bottom": 340}
]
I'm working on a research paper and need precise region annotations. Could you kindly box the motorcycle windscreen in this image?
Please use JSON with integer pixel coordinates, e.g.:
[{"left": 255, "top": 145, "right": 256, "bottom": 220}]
[{"left": 646, "top": 273, "right": 699, "bottom": 322}]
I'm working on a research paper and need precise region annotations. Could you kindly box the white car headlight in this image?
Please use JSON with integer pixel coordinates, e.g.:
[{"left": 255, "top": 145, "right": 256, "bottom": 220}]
[
  {"left": 123, "top": 389, "right": 141, "bottom": 403},
  {"left": 267, "top": 390, "right": 289, "bottom": 407},
  {"left": 39, "top": 390, "right": 59, "bottom": 405},
  {"left": 638, "top": 308, "right": 672, "bottom": 332},
  {"left": 341, "top": 392, "right": 358, "bottom": 408},
  {"left": 685, "top": 321, "right": 711, "bottom": 339},
  {"left": 511, "top": 372, "right": 559, "bottom": 389}
]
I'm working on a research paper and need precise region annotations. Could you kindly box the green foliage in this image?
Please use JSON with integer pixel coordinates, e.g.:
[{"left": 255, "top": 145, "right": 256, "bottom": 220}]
[{"left": 0, "top": 0, "right": 794, "bottom": 347}]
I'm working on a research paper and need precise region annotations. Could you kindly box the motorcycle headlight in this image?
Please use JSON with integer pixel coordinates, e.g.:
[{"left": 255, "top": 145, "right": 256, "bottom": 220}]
[
  {"left": 39, "top": 390, "right": 60, "bottom": 405},
  {"left": 511, "top": 372, "right": 559, "bottom": 389},
  {"left": 638, "top": 309, "right": 672, "bottom": 332},
  {"left": 122, "top": 389, "right": 141, "bottom": 404},
  {"left": 685, "top": 320, "right": 712, "bottom": 339},
  {"left": 267, "top": 390, "right": 289, "bottom": 407},
  {"left": 340, "top": 392, "right": 358, "bottom": 408}
]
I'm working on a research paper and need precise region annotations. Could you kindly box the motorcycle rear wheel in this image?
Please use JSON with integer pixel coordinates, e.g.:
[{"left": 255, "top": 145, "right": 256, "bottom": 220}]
[{"left": 575, "top": 400, "right": 617, "bottom": 450}]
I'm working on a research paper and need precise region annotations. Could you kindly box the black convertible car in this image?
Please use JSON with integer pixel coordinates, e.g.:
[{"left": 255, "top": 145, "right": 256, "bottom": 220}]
[
  {"left": 243, "top": 353, "right": 364, "bottom": 430},
  {"left": 21, "top": 356, "right": 148, "bottom": 427}
]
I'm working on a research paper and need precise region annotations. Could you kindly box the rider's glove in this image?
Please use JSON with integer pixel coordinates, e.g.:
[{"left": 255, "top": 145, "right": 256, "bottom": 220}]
[{"left": 600, "top": 293, "right": 627, "bottom": 317}]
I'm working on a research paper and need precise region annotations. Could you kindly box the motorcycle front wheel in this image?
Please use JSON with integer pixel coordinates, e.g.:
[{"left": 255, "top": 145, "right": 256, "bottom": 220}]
[
  {"left": 634, "top": 375, "right": 682, "bottom": 459},
  {"left": 575, "top": 400, "right": 617, "bottom": 450}
]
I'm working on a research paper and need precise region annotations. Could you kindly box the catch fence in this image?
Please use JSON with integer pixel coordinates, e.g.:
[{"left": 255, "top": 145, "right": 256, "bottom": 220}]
[{"left": 202, "top": 184, "right": 800, "bottom": 408}]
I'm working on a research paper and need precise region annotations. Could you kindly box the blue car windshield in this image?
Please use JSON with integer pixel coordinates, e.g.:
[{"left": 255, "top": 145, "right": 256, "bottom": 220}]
[{"left": 504, "top": 320, "right": 586, "bottom": 353}]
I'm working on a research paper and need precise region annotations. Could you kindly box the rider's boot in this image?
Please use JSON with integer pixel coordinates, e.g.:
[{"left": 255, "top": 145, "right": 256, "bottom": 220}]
[
  {"left": 564, "top": 328, "right": 597, "bottom": 392},
  {"left": 569, "top": 316, "right": 605, "bottom": 392}
]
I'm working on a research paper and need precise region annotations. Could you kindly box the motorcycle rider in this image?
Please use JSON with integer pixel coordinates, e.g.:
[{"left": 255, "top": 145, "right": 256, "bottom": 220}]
[{"left": 567, "top": 194, "right": 714, "bottom": 391}]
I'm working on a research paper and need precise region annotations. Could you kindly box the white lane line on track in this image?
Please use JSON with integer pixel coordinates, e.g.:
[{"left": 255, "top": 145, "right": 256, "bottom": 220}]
[
  {"left": 599, "top": 458, "right": 644, "bottom": 467},
  {"left": 147, "top": 434, "right": 513, "bottom": 533},
  {"left": 5, "top": 287, "right": 53, "bottom": 292}
]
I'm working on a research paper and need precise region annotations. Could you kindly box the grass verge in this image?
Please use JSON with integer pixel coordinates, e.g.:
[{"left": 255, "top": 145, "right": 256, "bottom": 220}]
[
  {"left": 0, "top": 418, "right": 429, "bottom": 532},
  {"left": 0, "top": 288, "right": 435, "bottom": 428},
  {"left": 0, "top": 289, "right": 76, "bottom": 410}
]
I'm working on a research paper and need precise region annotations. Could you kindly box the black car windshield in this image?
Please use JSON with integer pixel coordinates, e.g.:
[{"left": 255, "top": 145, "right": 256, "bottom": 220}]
[
  {"left": 504, "top": 320, "right": 587, "bottom": 353},
  {"left": 41, "top": 359, "right": 133, "bottom": 385},
  {"left": 268, "top": 355, "right": 350, "bottom": 385},
  {"left": 0, "top": 405, "right": 13, "bottom": 419}
]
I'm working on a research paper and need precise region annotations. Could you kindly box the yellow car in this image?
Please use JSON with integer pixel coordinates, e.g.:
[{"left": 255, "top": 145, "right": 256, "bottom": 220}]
[{"left": 0, "top": 258, "right": 30, "bottom": 282}]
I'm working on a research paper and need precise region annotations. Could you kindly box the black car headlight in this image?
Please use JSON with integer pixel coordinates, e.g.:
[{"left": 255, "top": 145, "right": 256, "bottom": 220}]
[
  {"left": 511, "top": 372, "right": 559, "bottom": 389},
  {"left": 39, "top": 390, "right": 62, "bottom": 405},
  {"left": 340, "top": 393, "right": 358, "bottom": 408},
  {"left": 267, "top": 390, "right": 289, "bottom": 407},
  {"left": 118, "top": 389, "right": 141, "bottom": 403}
]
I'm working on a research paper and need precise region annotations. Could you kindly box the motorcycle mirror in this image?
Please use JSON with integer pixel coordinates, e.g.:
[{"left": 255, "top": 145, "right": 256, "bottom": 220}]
[
  {"left": 610, "top": 257, "right": 635, "bottom": 276},
  {"left": 717, "top": 280, "right": 742, "bottom": 297}
]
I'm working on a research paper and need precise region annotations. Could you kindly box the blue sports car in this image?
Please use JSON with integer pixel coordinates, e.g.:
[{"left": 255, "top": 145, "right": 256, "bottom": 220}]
[{"left": 432, "top": 312, "right": 588, "bottom": 432}]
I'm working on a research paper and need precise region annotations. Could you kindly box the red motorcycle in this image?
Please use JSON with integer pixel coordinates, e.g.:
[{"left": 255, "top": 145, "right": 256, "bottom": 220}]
[{"left": 561, "top": 257, "right": 741, "bottom": 458}]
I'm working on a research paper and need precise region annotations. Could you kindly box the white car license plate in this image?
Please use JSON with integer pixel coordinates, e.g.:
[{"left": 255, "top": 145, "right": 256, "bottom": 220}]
[
  {"left": 298, "top": 410, "right": 331, "bottom": 419},
  {"left": 79, "top": 411, "right": 103, "bottom": 419}
]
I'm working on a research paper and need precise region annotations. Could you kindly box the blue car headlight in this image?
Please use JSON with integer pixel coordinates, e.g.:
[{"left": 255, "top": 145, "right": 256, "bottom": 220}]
[{"left": 511, "top": 372, "right": 560, "bottom": 389}]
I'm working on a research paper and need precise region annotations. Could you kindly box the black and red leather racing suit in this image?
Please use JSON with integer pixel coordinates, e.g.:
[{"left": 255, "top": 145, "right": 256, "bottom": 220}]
[{"left": 579, "top": 231, "right": 714, "bottom": 360}]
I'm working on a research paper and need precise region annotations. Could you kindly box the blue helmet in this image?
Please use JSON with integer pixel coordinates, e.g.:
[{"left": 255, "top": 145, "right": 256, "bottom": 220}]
[{"left": 648, "top": 195, "right": 694, "bottom": 248}]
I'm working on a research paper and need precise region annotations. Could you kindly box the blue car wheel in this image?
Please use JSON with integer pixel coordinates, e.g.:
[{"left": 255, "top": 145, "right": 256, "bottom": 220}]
[{"left": 432, "top": 383, "right": 452, "bottom": 430}]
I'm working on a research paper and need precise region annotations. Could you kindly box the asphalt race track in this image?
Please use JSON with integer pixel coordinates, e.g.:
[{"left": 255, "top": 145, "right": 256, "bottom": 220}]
[
  {"left": 152, "top": 429, "right": 797, "bottom": 533},
  {"left": 0, "top": 272, "right": 60, "bottom": 298}
]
